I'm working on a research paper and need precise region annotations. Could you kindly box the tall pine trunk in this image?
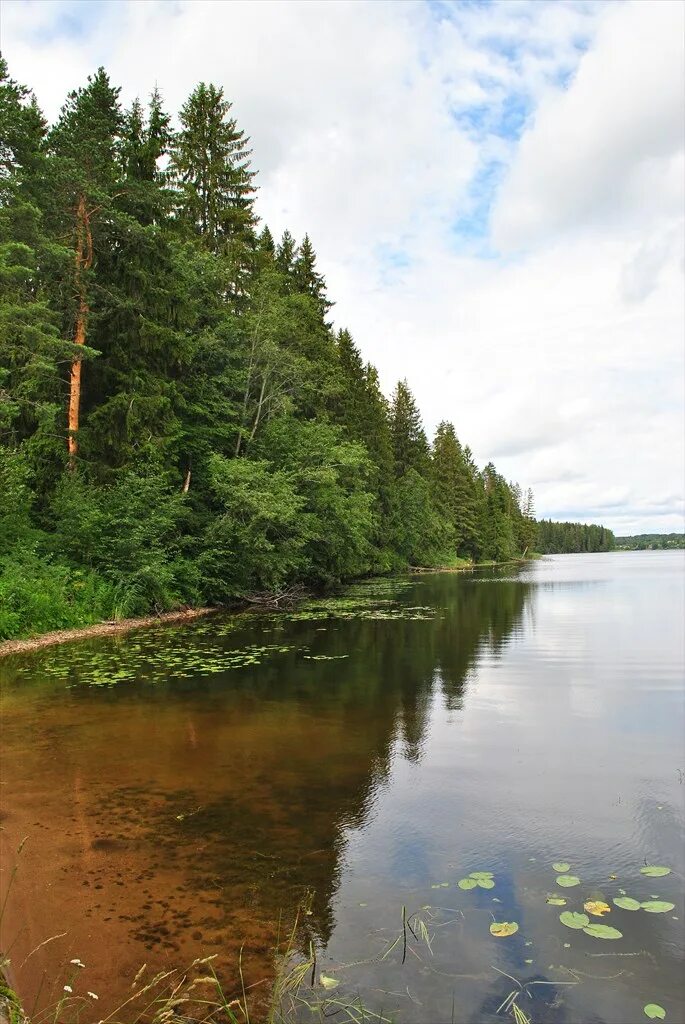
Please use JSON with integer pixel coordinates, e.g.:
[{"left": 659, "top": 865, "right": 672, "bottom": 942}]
[{"left": 67, "top": 195, "right": 93, "bottom": 470}]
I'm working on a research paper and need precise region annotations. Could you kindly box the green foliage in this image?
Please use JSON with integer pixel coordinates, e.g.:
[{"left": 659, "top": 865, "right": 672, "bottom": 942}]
[
  {"left": 200, "top": 453, "right": 306, "bottom": 598},
  {"left": 52, "top": 469, "right": 198, "bottom": 616},
  {"left": 0, "top": 60, "right": 614, "bottom": 640},
  {"left": 616, "top": 533, "right": 683, "bottom": 550},
  {"left": 0, "top": 549, "right": 115, "bottom": 640},
  {"left": 536, "top": 519, "right": 616, "bottom": 553}
]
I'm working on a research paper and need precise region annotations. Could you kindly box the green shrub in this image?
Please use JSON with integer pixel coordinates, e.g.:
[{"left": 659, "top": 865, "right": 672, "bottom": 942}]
[{"left": 0, "top": 549, "right": 115, "bottom": 640}]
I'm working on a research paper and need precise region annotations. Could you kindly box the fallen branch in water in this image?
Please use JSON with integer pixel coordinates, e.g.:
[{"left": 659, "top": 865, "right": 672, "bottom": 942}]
[{"left": 243, "top": 586, "right": 308, "bottom": 608}]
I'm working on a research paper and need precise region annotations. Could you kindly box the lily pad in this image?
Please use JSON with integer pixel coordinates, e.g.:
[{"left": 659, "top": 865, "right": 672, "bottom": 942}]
[
  {"left": 477, "top": 878, "right": 495, "bottom": 889},
  {"left": 644, "top": 1005, "right": 666, "bottom": 1020},
  {"left": 469, "top": 872, "right": 494, "bottom": 880},
  {"left": 546, "top": 897, "right": 567, "bottom": 906},
  {"left": 613, "top": 897, "right": 641, "bottom": 911},
  {"left": 490, "top": 921, "right": 519, "bottom": 938},
  {"left": 640, "top": 866, "right": 671, "bottom": 877},
  {"left": 560, "top": 911, "right": 589, "bottom": 930},
  {"left": 320, "top": 975, "right": 340, "bottom": 990},
  {"left": 458, "top": 878, "right": 478, "bottom": 890},
  {"left": 556, "top": 875, "right": 581, "bottom": 887},
  {"left": 584, "top": 900, "right": 611, "bottom": 917},
  {"left": 582, "top": 923, "right": 623, "bottom": 940},
  {"left": 640, "top": 901, "right": 675, "bottom": 914},
  {"left": 552, "top": 862, "right": 571, "bottom": 872}
]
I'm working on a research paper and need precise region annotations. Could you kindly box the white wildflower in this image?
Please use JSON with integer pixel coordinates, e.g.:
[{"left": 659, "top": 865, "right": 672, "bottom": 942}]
[
  {"left": 63, "top": 985, "right": 73, "bottom": 993},
  {"left": 70, "top": 958, "right": 85, "bottom": 967},
  {"left": 88, "top": 992, "right": 99, "bottom": 1000}
]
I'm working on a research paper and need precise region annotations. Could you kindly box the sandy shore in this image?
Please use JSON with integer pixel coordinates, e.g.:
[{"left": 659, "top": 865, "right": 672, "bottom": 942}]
[{"left": 0, "top": 607, "right": 216, "bottom": 658}]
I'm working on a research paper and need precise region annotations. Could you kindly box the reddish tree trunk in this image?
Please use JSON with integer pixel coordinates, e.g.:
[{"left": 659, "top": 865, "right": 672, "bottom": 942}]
[{"left": 67, "top": 195, "right": 93, "bottom": 470}]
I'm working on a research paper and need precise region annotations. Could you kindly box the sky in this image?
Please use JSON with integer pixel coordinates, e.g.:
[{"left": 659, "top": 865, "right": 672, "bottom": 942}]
[{"left": 2, "top": 0, "right": 684, "bottom": 535}]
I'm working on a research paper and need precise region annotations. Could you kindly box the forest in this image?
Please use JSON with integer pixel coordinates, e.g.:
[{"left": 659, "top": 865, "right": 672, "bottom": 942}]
[
  {"left": 536, "top": 519, "right": 616, "bottom": 554},
  {"left": 0, "top": 62, "right": 612, "bottom": 641}
]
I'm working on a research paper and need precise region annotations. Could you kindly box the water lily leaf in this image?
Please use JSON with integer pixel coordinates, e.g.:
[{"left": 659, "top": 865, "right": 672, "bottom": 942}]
[
  {"left": 560, "top": 911, "right": 589, "bottom": 930},
  {"left": 553, "top": 862, "right": 571, "bottom": 872},
  {"left": 546, "top": 897, "right": 567, "bottom": 906},
  {"left": 582, "top": 924, "right": 623, "bottom": 940},
  {"left": 644, "top": 1004, "right": 666, "bottom": 1020},
  {"left": 458, "top": 878, "right": 478, "bottom": 890},
  {"left": 584, "top": 900, "right": 611, "bottom": 917},
  {"left": 524, "top": 958, "right": 533, "bottom": 964},
  {"left": 469, "top": 872, "right": 494, "bottom": 880},
  {"left": 641, "top": 901, "right": 675, "bottom": 914},
  {"left": 556, "top": 875, "right": 581, "bottom": 887},
  {"left": 640, "top": 866, "right": 671, "bottom": 877},
  {"left": 320, "top": 975, "right": 340, "bottom": 990},
  {"left": 477, "top": 878, "right": 495, "bottom": 889},
  {"left": 490, "top": 922, "right": 519, "bottom": 938},
  {"left": 613, "top": 897, "right": 641, "bottom": 911}
]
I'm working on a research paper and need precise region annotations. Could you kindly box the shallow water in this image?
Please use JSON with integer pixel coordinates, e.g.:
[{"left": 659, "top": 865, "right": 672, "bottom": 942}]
[{"left": 1, "top": 552, "right": 683, "bottom": 1023}]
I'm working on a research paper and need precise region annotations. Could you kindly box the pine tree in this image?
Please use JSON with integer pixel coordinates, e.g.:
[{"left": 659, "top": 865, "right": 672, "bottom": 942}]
[{"left": 47, "top": 67, "right": 123, "bottom": 469}]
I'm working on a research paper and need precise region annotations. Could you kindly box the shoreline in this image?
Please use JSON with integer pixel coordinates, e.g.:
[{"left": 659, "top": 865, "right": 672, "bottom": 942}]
[
  {"left": 0, "top": 558, "right": 542, "bottom": 658},
  {"left": 0, "top": 606, "right": 216, "bottom": 658}
]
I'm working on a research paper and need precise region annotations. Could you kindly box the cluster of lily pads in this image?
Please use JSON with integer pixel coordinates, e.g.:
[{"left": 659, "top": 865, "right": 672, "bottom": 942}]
[
  {"left": 451, "top": 859, "right": 675, "bottom": 1020},
  {"left": 10, "top": 636, "right": 304, "bottom": 688},
  {"left": 550, "top": 862, "right": 674, "bottom": 941}
]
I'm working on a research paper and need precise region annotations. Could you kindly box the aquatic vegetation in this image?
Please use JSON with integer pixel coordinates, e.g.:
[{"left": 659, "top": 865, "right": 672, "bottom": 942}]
[
  {"left": 640, "top": 901, "right": 675, "bottom": 914},
  {"left": 613, "top": 897, "right": 641, "bottom": 910},
  {"left": 302, "top": 654, "right": 349, "bottom": 661},
  {"left": 545, "top": 896, "right": 566, "bottom": 906},
  {"left": 644, "top": 1004, "right": 667, "bottom": 1020},
  {"left": 7, "top": 631, "right": 302, "bottom": 687},
  {"left": 489, "top": 921, "right": 519, "bottom": 937},
  {"left": 584, "top": 900, "right": 611, "bottom": 917},
  {"left": 582, "top": 923, "right": 623, "bottom": 940},
  {"left": 641, "top": 866, "right": 671, "bottom": 877},
  {"left": 458, "top": 870, "right": 495, "bottom": 889},
  {"left": 559, "top": 911, "right": 589, "bottom": 929},
  {"left": 319, "top": 974, "right": 340, "bottom": 990},
  {"left": 555, "top": 874, "right": 581, "bottom": 887},
  {"left": 552, "top": 862, "right": 570, "bottom": 872}
]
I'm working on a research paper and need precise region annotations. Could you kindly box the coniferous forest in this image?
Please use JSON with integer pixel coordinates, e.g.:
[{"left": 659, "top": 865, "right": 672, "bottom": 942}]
[{"left": 0, "top": 63, "right": 614, "bottom": 641}]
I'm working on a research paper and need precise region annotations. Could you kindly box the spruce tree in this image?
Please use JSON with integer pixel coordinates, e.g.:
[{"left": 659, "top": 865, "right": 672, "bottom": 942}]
[
  {"left": 430, "top": 421, "right": 480, "bottom": 558},
  {"left": 390, "top": 379, "right": 429, "bottom": 477},
  {"left": 292, "top": 234, "right": 332, "bottom": 323},
  {"left": 0, "top": 60, "right": 70, "bottom": 485},
  {"left": 170, "top": 82, "right": 256, "bottom": 295},
  {"left": 275, "top": 229, "right": 297, "bottom": 279}
]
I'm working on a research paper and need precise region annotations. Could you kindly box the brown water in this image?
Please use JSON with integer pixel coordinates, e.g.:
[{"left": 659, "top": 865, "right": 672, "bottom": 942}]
[{"left": 1, "top": 553, "right": 684, "bottom": 1023}]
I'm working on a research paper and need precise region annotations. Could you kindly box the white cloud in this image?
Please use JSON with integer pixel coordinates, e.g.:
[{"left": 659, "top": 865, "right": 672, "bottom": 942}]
[
  {"left": 491, "top": 0, "right": 685, "bottom": 249},
  {"left": 2, "top": 0, "right": 683, "bottom": 535}
]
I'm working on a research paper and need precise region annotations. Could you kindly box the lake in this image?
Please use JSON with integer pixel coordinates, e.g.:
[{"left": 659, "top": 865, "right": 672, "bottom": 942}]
[{"left": 1, "top": 552, "right": 683, "bottom": 1023}]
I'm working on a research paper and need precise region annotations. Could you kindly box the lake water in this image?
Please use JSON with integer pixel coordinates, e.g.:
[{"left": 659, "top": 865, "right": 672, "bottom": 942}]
[{"left": 1, "top": 552, "right": 683, "bottom": 1023}]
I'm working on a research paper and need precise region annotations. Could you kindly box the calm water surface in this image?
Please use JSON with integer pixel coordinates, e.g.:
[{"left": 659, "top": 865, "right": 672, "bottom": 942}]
[{"left": 1, "top": 552, "right": 684, "bottom": 1023}]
